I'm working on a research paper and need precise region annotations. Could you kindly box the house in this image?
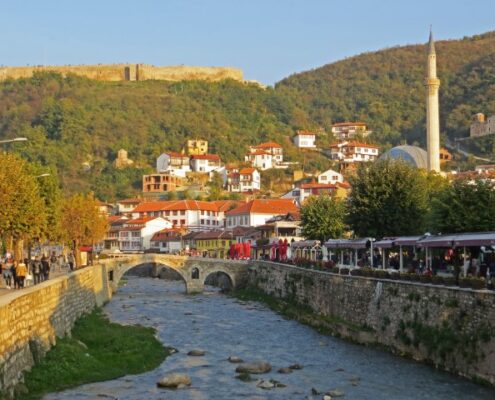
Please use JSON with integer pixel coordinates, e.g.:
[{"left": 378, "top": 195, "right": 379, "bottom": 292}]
[
  {"left": 225, "top": 199, "right": 299, "bottom": 228},
  {"left": 102, "top": 216, "right": 128, "bottom": 251},
  {"left": 116, "top": 198, "right": 144, "bottom": 216},
  {"left": 331, "top": 122, "right": 372, "bottom": 141},
  {"left": 114, "top": 149, "right": 134, "bottom": 169},
  {"left": 194, "top": 230, "right": 235, "bottom": 258},
  {"left": 131, "top": 200, "right": 223, "bottom": 231},
  {"left": 245, "top": 142, "right": 283, "bottom": 170},
  {"left": 185, "top": 139, "right": 208, "bottom": 155},
  {"left": 470, "top": 113, "right": 495, "bottom": 138},
  {"left": 317, "top": 168, "right": 344, "bottom": 184},
  {"left": 293, "top": 130, "right": 316, "bottom": 148},
  {"left": 142, "top": 173, "right": 183, "bottom": 194},
  {"left": 118, "top": 217, "right": 172, "bottom": 252},
  {"left": 96, "top": 201, "right": 115, "bottom": 216},
  {"left": 181, "top": 231, "right": 201, "bottom": 255},
  {"left": 439, "top": 147, "right": 452, "bottom": 165},
  {"left": 329, "top": 141, "right": 379, "bottom": 172},
  {"left": 281, "top": 181, "right": 350, "bottom": 205},
  {"left": 190, "top": 154, "right": 222, "bottom": 173},
  {"left": 156, "top": 151, "right": 191, "bottom": 177},
  {"left": 226, "top": 167, "right": 261, "bottom": 192},
  {"left": 150, "top": 228, "right": 184, "bottom": 254}
]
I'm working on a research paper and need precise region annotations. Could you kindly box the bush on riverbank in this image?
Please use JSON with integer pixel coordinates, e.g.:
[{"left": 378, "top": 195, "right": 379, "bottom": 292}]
[{"left": 17, "top": 309, "right": 170, "bottom": 400}]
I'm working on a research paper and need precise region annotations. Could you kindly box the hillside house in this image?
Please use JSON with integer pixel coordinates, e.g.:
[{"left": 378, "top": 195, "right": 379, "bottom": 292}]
[
  {"left": 156, "top": 152, "right": 191, "bottom": 177},
  {"left": 293, "top": 130, "right": 316, "bottom": 148},
  {"left": 190, "top": 154, "right": 222, "bottom": 173},
  {"left": 226, "top": 167, "right": 261, "bottom": 192},
  {"left": 331, "top": 122, "right": 372, "bottom": 141},
  {"left": 118, "top": 217, "right": 172, "bottom": 252}
]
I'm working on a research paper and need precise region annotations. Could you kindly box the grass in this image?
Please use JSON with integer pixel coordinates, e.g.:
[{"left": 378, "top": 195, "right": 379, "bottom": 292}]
[{"left": 17, "top": 308, "right": 170, "bottom": 400}]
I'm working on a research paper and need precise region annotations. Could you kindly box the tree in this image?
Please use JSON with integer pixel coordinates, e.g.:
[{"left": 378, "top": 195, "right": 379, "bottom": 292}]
[
  {"left": 61, "top": 193, "right": 108, "bottom": 267},
  {"left": 430, "top": 178, "right": 495, "bottom": 233},
  {"left": 207, "top": 172, "right": 224, "bottom": 201},
  {"left": 0, "top": 153, "right": 47, "bottom": 259},
  {"left": 300, "top": 195, "right": 346, "bottom": 242},
  {"left": 346, "top": 159, "right": 429, "bottom": 238}
]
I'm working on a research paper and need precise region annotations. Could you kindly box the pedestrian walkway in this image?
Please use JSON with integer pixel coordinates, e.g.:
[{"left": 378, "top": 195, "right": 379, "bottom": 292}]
[{"left": 0, "top": 267, "right": 71, "bottom": 297}]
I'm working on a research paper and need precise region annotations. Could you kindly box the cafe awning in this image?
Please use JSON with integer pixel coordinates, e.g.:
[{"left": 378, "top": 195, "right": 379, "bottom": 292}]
[
  {"left": 393, "top": 236, "right": 424, "bottom": 246},
  {"left": 452, "top": 232, "right": 495, "bottom": 247},
  {"left": 416, "top": 234, "right": 458, "bottom": 248},
  {"left": 291, "top": 240, "right": 321, "bottom": 248},
  {"left": 374, "top": 238, "right": 395, "bottom": 248},
  {"left": 324, "top": 238, "right": 370, "bottom": 249}
]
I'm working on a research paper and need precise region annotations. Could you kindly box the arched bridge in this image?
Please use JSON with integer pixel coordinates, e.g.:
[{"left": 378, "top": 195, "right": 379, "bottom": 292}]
[{"left": 99, "top": 254, "right": 250, "bottom": 293}]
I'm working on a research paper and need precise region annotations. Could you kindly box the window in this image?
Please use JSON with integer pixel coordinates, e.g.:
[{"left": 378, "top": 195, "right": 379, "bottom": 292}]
[
  {"left": 181, "top": 219, "right": 186, "bottom": 225},
  {"left": 320, "top": 176, "right": 327, "bottom": 181},
  {"left": 191, "top": 268, "right": 199, "bottom": 280},
  {"left": 201, "top": 219, "right": 205, "bottom": 224}
]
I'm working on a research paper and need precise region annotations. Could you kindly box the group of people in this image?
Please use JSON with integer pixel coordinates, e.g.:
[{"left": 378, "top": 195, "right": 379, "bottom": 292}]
[{"left": 0, "top": 252, "right": 76, "bottom": 290}]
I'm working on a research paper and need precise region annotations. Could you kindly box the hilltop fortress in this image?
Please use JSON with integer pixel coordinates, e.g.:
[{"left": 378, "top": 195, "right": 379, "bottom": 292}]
[{"left": 0, "top": 64, "right": 244, "bottom": 82}]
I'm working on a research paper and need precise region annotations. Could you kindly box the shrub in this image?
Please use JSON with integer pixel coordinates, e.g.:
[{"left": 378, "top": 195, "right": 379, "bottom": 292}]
[
  {"left": 350, "top": 269, "right": 362, "bottom": 276},
  {"left": 431, "top": 276, "right": 444, "bottom": 285},
  {"left": 339, "top": 268, "right": 350, "bottom": 275},
  {"left": 374, "top": 270, "right": 390, "bottom": 279}
]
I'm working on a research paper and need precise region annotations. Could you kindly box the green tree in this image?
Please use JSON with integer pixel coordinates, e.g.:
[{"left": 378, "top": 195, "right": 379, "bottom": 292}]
[
  {"left": 300, "top": 195, "right": 346, "bottom": 242},
  {"left": 61, "top": 193, "right": 108, "bottom": 267},
  {"left": 430, "top": 178, "right": 495, "bottom": 233},
  {"left": 207, "top": 172, "right": 224, "bottom": 201},
  {"left": 346, "top": 159, "right": 429, "bottom": 238}
]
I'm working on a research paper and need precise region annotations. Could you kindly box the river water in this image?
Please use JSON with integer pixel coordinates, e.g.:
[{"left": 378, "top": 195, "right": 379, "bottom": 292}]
[{"left": 44, "top": 277, "right": 495, "bottom": 400}]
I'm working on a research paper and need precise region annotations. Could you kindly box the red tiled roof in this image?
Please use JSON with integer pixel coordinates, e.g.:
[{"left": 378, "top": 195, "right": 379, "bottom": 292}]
[
  {"left": 337, "top": 181, "right": 351, "bottom": 189},
  {"left": 332, "top": 122, "right": 366, "bottom": 127},
  {"left": 226, "top": 199, "right": 298, "bottom": 216},
  {"left": 132, "top": 200, "right": 220, "bottom": 213},
  {"left": 300, "top": 183, "right": 337, "bottom": 189},
  {"left": 166, "top": 151, "right": 188, "bottom": 158},
  {"left": 296, "top": 130, "right": 316, "bottom": 136},
  {"left": 126, "top": 216, "right": 159, "bottom": 224},
  {"left": 151, "top": 228, "right": 182, "bottom": 242},
  {"left": 240, "top": 167, "right": 256, "bottom": 174},
  {"left": 253, "top": 142, "right": 282, "bottom": 149},
  {"left": 195, "top": 230, "right": 233, "bottom": 240},
  {"left": 210, "top": 200, "right": 242, "bottom": 212},
  {"left": 108, "top": 215, "right": 122, "bottom": 223},
  {"left": 247, "top": 150, "right": 270, "bottom": 156},
  {"left": 190, "top": 154, "right": 221, "bottom": 161},
  {"left": 329, "top": 141, "right": 379, "bottom": 149}
]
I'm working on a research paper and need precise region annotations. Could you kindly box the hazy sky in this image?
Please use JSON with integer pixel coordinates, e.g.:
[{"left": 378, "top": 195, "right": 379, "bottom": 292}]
[{"left": 0, "top": 0, "right": 493, "bottom": 85}]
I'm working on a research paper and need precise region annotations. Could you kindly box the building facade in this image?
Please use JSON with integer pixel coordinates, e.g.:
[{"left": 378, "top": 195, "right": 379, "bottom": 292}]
[
  {"left": 293, "top": 131, "right": 317, "bottom": 148},
  {"left": 470, "top": 113, "right": 495, "bottom": 138},
  {"left": 142, "top": 173, "right": 183, "bottom": 193},
  {"left": 225, "top": 199, "right": 299, "bottom": 228},
  {"left": 226, "top": 167, "right": 261, "bottom": 192},
  {"left": 156, "top": 152, "right": 191, "bottom": 177},
  {"left": 331, "top": 122, "right": 371, "bottom": 141}
]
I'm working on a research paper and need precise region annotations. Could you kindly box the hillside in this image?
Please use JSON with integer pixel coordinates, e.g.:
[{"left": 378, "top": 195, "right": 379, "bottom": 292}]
[
  {"left": 1, "top": 31, "right": 494, "bottom": 199},
  {"left": 276, "top": 31, "right": 495, "bottom": 150}
]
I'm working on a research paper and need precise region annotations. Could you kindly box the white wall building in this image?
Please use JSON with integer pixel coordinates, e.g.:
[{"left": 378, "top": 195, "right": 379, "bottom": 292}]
[
  {"left": 118, "top": 217, "right": 172, "bottom": 252},
  {"left": 227, "top": 168, "right": 261, "bottom": 192},
  {"left": 329, "top": 141, "right": 379, "bottom": 163},
  {"left": 156, "top": 152, "right": 191, "bottom": 177},
  {"left": 150, "top": 229, "right": 183, "bottom": 254},
  {"left": 225, "top": 199, "right": 298, "bottom": 228},
  {"left": 293, "top": 131, "right": 316, "bottom": 148},
  {"left": 331, "top": 122, "right": 371, "bottom": 141},
  {"left": 245, "top": 142, "right": 283, "bottom": 170},
  {"left": 317, "top": 168, "right": 344, "bottom": 184},
  {"left": 190, "top": 154, "right": 222, "bottom": 173}
]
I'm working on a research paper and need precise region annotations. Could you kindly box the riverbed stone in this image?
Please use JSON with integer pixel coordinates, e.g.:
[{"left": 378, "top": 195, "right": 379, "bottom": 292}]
[
  {"left": 257, "top": 380, "right": 275, "bottom": 389},
  {"left": 278, "top": 367, "right": 293, "bottom": 374},
  {"left": 235, "top": 362, "right": 272, "bottom": 374},
  {"left": 289, "top": 363, "right": 303, "bottom": 370},
  {"left": 228, "top": 356, "right": 243, "bottom": 363},
  {"left": 327, "top": 389, "right": 345, "bottom": 397},
  {"left": 323, "top": 395, "right": 332, "bottom": 400},
  {"left": 187, "top": 349, "right": 206, "bottom": 356},
  {"left": 156, "top": 373, "right": 191, "bottom": 388}
]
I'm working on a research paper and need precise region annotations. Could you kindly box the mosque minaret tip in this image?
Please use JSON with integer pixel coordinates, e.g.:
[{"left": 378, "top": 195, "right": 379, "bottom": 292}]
[{"left": 425, "top": 29, "right": 441, "bottom": 172}]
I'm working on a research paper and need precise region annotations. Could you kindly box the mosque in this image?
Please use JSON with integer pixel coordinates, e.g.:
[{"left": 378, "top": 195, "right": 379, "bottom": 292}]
[{"left": 381, "top": 31, "right": 441, "bottom": 172}]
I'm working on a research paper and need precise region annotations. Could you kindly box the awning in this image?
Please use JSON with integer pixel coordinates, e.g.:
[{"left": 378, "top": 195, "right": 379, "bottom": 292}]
[
  {"left": 393, "top": 236, "right": 424, "bottom": 246},
  {"left": 374, "top": 238, "right": 395, "bottom": 248},
  {"left": 453, "top": 232, "right": 495, "bottom": 247},
  {"left": 324, "top": 238, "right": 370, "bottom": 249},
  {"left": 416, "top": 235, "right": 458, "bottom": 248},
  {"left": 291, "top": 240, "right": 321, "bottom": 248}
]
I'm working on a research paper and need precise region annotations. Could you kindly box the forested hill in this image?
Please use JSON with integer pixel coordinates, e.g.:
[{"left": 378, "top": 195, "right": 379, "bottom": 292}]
[
  {"left": 1, "top": 31, "right": 494, "bottom": 199},
  {"left": 276, "top": 31, "right": 495, "bottom": 149}
]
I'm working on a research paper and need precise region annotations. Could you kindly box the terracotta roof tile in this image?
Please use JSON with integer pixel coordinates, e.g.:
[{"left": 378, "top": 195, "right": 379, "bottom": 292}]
[
  {"left": 226, "top": 199, "right": 298, "bottom": 216},
  {"left": 254, "top": 142, "right": 282, "bottom": 149},
  {"left": 240, "top": 167, "right": 256, "bottom": 174},
  {"left": 190, "top": 154, "right": 221, "bottom": 161}
]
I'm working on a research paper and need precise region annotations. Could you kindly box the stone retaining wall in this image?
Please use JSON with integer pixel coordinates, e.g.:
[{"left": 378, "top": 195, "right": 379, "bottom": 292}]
[
  {"left": 0, "top": 265, "right": 112, "bottom": 398},
  {"left": 247, "top": 261, "right": 495, "bottom": 385}
]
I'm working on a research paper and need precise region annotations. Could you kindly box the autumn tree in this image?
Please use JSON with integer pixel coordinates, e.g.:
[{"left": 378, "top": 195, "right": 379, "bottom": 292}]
[
  {"left": 61, "top": 193, "right": 108, "bottom": 267},
  {"left": 0, "top": 153, "right": 47, "bottom": 259},
  {"left": 300, "top": 195, "right": 346, "bottom": 242}
]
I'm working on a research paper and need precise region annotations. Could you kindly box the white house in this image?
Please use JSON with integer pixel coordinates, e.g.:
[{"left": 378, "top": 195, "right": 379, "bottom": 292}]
[
  {"left": 227, "top": 167, "right": 261, "bottom": 192},
  {"left": 116, "top": 198, "right": 144, "bottom": 216},
  {"left": 156, "top": 151, "right": 191, "bottom": 177},
  {"left": 317, "top": 168, "right": 344, "bottom": 184},
  {"left": 331, "top": 122, "right": 372, "bottom": 141},
  {"left": 225, "top": 199, "right": 299, "bottom": 228},
  {"left": 150, "top": 229, "right": 183, "bottom": 254},
  {"left": 329, "top": 141, "right": 379, "bottom": 164},
  {"left": 245, "top": 142, "right": 283, "bottom": 170},
  {"left": 118, "top": 217, "right": 172, "bottom": 252},
  {"left": 293, "top": 130, "right": 316, "bottom": 148},
  {"left": 190, "top": 154, "right": 222, "bottom": 173}
]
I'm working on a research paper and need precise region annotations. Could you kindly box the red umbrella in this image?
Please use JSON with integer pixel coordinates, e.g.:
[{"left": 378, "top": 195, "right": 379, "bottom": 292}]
[
  {"left": 282, "top": 239, "right": 289, "bottom": 261},
  {"left": 238, "top": 242, "right": 245, "bottom": 259},
  {"left": 243, "top": 241, "right": 251, "bottom": 260},
  {"left": 229, "top": 243, "right": 235, "bottom": 259},
  {"left": 270, "top": 241, "right": 277, "bottom": 261}
]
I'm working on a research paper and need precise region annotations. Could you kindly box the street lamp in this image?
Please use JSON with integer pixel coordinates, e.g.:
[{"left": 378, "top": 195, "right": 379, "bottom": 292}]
[{"left": 0, "top": 137, "right": 28, "bottom": 144}]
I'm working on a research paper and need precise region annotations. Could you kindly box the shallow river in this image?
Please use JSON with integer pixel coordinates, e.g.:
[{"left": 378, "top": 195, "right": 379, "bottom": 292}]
[{"left": 45, "top": 277, "right": 495, "bottom": 400}]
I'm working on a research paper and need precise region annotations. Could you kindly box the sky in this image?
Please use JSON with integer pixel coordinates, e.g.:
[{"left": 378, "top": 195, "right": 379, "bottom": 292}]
[{"left": 0, "top": 0, "right": 493, "bottom": 85}]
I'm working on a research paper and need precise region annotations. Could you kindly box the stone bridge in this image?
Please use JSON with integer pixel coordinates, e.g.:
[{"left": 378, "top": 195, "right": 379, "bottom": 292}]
[{"left": 99, "top": 254, "right": 250, "bottom": 293}]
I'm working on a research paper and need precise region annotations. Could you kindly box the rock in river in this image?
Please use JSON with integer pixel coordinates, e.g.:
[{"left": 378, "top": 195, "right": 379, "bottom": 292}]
[
  {"left": 277, "top": 367, "right": 293, "bottom": 374},
  {"left": 156, "top": 373, "right": 191, "bottom": 388},
  {"left": 289, "top": 363, "right": 303, "bottom": 370},
  {"left": 257, "top": 380, "right": 275, "bottom": 390},
  {"left": 228, "top": 356, "right": 243, "bottom": 363},
  {"left": 187, "top": 349, "right": 206, "bottom": 356},
  {"left": 235, "top": 362, "right": 272, "bottom": 374}
]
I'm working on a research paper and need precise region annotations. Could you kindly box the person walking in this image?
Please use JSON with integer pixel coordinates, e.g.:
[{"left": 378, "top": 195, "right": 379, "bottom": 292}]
[
  {"left": 41, "top": 254, "right": 50, "bottom": 281},
  {"left": 15, "top": 261, "right": 27, "bottom": 289},
  {"left": 32, "top": 256, "right": 42, "bottom": 284},
  {"left": 50, "top": 252, "right": 58, "bottom": 273},
  {"left": 3, "top": 257, "right": 13, "bottom": 289}
]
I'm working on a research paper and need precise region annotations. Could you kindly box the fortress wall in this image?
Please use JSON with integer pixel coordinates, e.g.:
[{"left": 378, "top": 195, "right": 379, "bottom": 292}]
[{"left": 0, "top": 64, "right": 243, "bottom": 82}]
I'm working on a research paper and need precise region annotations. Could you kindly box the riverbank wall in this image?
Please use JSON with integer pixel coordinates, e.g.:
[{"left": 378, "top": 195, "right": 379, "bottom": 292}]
[
  {"left": 0, "top": 265, "right": 112, "bottom": 398},
  {"left": 246, "top": 261, "right": 495, "bottom": 385}
]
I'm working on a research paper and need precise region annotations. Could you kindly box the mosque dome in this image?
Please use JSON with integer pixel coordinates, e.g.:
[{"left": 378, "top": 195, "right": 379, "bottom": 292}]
[{"left": 380, "top": 145, "right": 428, "bottom": 169}]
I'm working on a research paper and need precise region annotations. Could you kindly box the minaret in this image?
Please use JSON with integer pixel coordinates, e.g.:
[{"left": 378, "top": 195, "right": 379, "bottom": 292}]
[{"left": 425, "top": 29, "right": 441, "bottom": 172}]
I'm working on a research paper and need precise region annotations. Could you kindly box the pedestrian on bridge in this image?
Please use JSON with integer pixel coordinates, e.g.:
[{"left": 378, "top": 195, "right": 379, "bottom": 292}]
[
  {"left": 41, "top": 255, "right": 50, "bottom": 281},
  {"left": 15, "top": 261, "right": 27, "bottom": 289}
]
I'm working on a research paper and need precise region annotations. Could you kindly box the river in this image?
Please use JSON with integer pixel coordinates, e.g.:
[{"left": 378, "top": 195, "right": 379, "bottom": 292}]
[{"left": 44, "top": 277, "right": 495, "bottom": 399}]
